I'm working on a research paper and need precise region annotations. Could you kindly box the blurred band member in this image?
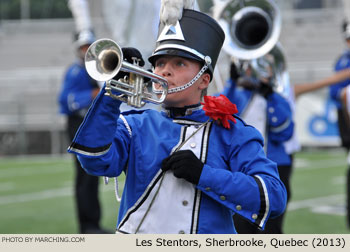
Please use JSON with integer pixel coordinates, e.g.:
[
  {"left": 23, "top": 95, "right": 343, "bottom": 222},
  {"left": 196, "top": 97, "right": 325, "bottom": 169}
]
[
  {"left": 58, "top": 30, "right": 108, "bottom": 233},
  {"left": 222, "top": 54, "right": 294, "bottom": 234}
]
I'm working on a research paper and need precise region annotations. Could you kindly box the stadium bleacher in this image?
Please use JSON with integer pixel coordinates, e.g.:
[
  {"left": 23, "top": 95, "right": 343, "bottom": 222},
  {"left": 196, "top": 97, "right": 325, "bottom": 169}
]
[{"left": 0, "top": 5, "right": 347, "bottom": 155}]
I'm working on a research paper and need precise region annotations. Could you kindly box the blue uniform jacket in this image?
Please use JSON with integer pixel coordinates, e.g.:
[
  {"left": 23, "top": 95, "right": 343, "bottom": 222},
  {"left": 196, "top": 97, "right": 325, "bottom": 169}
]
[
  {"left": 58, "top": 62, "right": 97, "bottom": 115},
  {"left": 222, "top": 79, "right": 294, "bottom": 166},
  {"left": 329, "top": 50, "right": 350, "bottom": 108},
  {"left": 68, "top": 86, "right": 287, "bottom": 234}
]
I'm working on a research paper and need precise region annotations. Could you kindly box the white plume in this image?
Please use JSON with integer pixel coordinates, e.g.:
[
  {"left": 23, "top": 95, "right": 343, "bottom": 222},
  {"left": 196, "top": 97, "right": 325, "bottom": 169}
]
[
  {"left": 68, "top": 0, "right": 92, "bottom": 32},
  {"left": 159, "top": 0, "right": 196, "bottom": 25}
]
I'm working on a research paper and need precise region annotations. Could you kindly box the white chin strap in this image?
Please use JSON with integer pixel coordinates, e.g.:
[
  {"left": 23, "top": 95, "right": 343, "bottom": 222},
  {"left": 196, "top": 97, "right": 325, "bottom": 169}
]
[{"left": 153, "top": 56, "right": 212, "bottom": 94}]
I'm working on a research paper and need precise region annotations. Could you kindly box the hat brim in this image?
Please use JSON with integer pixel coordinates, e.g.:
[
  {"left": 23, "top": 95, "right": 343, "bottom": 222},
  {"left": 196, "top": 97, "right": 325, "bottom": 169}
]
[
  {"left": 148, "top": 49, "right": 202, "bottom": 65},
  {"left": 148, "top": 48, "right": 214, "bottom": 80}
]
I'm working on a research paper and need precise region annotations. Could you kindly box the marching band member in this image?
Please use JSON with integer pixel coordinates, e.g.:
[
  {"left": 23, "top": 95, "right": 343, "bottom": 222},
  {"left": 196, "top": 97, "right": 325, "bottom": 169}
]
[
  {"left": 67, "top": 9, "right": 286, "bottom": 234},
  {"left": 330, "top": 20, "right": 350, "bottom": 229},
  {"left": 221, "top": 55, "right": 294, "bottom": 234},
  {"left": 281, "top": 19, "right": 350, "bottom": 230},
  {"left": 58, "top": 30, "right": 107, "bottom": 233}
]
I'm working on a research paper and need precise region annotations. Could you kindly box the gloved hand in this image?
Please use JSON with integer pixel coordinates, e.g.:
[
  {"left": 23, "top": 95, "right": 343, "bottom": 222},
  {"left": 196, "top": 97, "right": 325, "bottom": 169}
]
[
  {"left": 121, "top": 47, "right": 145, "bottom": 66},
  {"left": 237, "top": 76, "right": 259, "bottom": 90},
  {"left": 258, "top": 81, "right": 274, "bottom": 99},
  {"left": 113, "top": 47, "right": 145, "bottom": 80},
  {"left": 161, "top": 150, "right": 204, "bottom": 185},
  {"left": 230, "top": 61, "right": 240, "bottom": 82}
]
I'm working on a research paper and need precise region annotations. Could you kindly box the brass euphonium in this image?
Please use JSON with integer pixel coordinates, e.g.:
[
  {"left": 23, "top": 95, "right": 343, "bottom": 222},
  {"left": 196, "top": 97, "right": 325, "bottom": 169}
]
[
  {"left": 212, "top": 0, "right": 290, "bottom": 97},
  {"left": 85, "top": 39, "right": 168, "bottom": 108},
  {"left": 213, "top": 0, "right": 281, "bottom": 60}
]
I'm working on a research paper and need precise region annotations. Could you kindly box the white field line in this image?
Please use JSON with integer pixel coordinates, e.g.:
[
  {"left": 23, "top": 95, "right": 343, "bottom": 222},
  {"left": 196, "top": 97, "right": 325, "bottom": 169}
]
[
  {"left": 0, "top": 155, "right": 73, "bottom": 178},
  {"left": 294, "top": 158, "right": 347, "bottom": 170},
  {"left": 0, "top": 156, "right": 345, "bottom": 209},
  {"left": 1, "top": 158, "right": 343, "bottom": 179},
  {"left": 287, "top": 194, "right": 345, "bottom": 211},
  {"left": 0, "top": 182, "right": 123, "bottom": 206},
  {"left": 0, "top": 182, "right": 16, "bottom": 192},
  {"left": 0, "top": 164, "right": 70, "bottom": 179},
  {"left": 331, "top": 176, "right": 346, "bottom": 185},
  {"left": 0, "top": 187, "right": 72, "bottom": 205}
]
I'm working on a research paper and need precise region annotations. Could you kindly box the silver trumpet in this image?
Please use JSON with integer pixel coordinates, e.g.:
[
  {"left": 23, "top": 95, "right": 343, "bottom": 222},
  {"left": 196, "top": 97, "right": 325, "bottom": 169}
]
[{"left": 85, "top": 39, "right": 168, "bottom": 108}]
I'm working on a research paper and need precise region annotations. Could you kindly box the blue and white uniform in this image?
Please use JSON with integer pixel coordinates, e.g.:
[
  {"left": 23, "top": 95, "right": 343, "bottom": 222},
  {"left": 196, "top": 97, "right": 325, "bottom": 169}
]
[
  {"left": 58, "top": 62, "right": 98, "bottom": 116},
  {"left": 330, "top": 50, "right": 350, "bottom": 108},
  {"left": 68, "top": 86, "right": 287, "bottom": 234},
  {"left": 222, "top": 79, "right": 294, "bottom": 166},
  {"left": 330, "top": 45, "right": 350, "bottom": 229},
  {"left": 58, "top": 59, "right": 105, "bottom": 233}
]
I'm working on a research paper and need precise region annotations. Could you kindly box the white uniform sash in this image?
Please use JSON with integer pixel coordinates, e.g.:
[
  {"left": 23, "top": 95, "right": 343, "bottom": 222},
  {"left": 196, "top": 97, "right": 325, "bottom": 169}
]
[
  {"left": 117, "top": 122, "right": 211, "bottom": 234},
  {"left": 241, "top": 93, "right": 267, "bottom": 143}
]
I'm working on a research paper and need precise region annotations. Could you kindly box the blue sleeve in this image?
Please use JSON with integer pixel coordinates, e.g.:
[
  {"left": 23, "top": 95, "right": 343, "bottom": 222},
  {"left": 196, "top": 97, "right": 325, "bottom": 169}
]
[
  {"left": 266, "top": 92, "right": 294, "bottom": 143},
  {"left": 330, "top": 52, "right": 350, "bottom": 103},
  {"left": 58, "top": 64, "right": 96, "bottom": 114},
  {"left": 70, "top": 91, "right": 94, "bottom": 111},
  {"left": 68, "top": 86, "right": 130, "bottom": 177},
  {"left": 220, "top": 79, "right": 237, "bottom": 102},
  {"left": 197, "top": 124, "right": 287, "bottom": 230},
  {"left": 58, "top": 69, "right": 73, "bottom": 114}
]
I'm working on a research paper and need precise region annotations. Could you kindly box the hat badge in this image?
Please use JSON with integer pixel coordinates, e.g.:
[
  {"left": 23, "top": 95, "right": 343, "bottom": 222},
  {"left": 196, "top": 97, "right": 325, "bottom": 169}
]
[{"left": 157, "top": 21, "right": 185, "bottom": 42}]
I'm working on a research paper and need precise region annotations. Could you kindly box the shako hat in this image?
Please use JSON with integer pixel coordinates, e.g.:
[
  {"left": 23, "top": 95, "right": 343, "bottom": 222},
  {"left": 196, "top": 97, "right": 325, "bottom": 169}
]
[
  {"left": 74, "top": 29, "right": 96, "bottom": 48},
  {"left": 342, "top": 20, "right": 350, "bottom": 40},
  {"left": 149, "top": 9, "right": 225, "bottom": 80}
]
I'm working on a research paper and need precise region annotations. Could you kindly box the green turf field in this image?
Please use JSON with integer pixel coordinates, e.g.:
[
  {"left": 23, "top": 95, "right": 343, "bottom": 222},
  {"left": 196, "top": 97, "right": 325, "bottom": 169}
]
[{"left": 0, "top": 149, "right": 349, "bottom": 234}]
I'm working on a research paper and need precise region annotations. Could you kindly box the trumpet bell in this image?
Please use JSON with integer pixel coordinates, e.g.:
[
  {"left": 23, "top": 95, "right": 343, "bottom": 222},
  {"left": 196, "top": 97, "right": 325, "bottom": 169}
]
[
  {"left": 84, "top": 38, "right": 168, "bottom": 108},
  {"left": 85, "top": 39, "right": 122, "bottom": 82}
]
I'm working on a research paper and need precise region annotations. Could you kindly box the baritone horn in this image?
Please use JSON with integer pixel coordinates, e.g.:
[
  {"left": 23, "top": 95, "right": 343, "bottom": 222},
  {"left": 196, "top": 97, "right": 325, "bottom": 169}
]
[
  {"left": 85, "top": 39, "right": 168, "bottom": 108},
  {"left": 212, "top": 0, "right": 281, "bottom": 60},
  {"left": 212, "top": 0, "right": 290, "bottom": 97}
]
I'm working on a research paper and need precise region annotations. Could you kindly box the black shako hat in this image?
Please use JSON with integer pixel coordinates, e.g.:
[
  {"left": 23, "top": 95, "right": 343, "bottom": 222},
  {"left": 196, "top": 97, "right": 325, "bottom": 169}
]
[
  {"left": 148, "top": 9, "right": 225, "bottom": 80},
  {"left": 342, "top": 20, "right": 350, "bottom": 40}
]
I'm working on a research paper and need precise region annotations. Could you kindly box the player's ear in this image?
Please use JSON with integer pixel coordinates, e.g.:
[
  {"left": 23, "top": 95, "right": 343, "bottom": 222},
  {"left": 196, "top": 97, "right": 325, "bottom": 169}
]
[{"left": 198, "top": 72, "right": 210, "bottom": 91}]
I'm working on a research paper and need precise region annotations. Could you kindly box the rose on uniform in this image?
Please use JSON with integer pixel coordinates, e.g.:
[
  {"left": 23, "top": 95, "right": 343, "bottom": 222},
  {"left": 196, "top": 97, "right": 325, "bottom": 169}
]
[{"left": 201, "top": 95, "right": 238, "bottom": 129}]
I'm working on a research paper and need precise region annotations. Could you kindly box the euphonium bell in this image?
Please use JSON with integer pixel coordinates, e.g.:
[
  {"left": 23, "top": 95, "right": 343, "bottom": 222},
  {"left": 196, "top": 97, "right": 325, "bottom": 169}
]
[
  {"left": 212, "top": 0, "right": 290, "bottom": 97},
  {"left": 213, "top": 0, "right": 281, "bottom": 60},
  {"left": 85, "top": 39, "right": 168, "bottom": 108}
]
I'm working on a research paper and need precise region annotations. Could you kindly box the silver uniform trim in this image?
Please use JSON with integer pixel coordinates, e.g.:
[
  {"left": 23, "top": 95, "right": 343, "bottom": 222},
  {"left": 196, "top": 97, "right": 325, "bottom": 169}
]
[
  {"left": 171, "top": 127, "right": 186, "bottom": 154},
  {"left": 254, "top": 175, "right": 270, "bottom": 228},
  {"left": 155, "top": 44, "right": 205, "bottom": 60},
  {"left": 117, "top": 123, "right": 211, "bottom": 234},
  {"left": 68, "top": 146, "right": 110, "bottom": 157},
  {"left": 191, "top": 190, "right": 202, "bottom": 234},
  {"left": 117, "top": 169, "right": 164, "bottom": 233},
  {"left": 114, "top": 177, "right": 121, "bottom": 202},
  {"left": 201, "top": 121, "right": 212, "bottom": 163},
  {"left": 117, "top": 127, "right": 188, "bottom": 234},
  {"left": 163, "top": 105, "right": 203, "bottom": 117},
  {"left": 120, "top": 114, "right": 132, "bottom": 137},
  {"left": 270, "top": 118, "right": 292, "bottom": 133},
  {"left": 68, "top": 93, "right": 78, "bottom": 112},
  {"left": 190, "top": 121, "right": 211, "bottom": 233},
  {"left": 112, "top": 115, "right": 131, "bottom": 203},
  {"left": 172, "top": 120, "right": 204, "bottom": 125}
]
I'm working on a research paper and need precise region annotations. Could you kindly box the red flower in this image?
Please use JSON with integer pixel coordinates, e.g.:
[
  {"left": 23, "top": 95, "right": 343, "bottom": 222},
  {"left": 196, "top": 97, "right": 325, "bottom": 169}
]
[{"left": 201, "top": 95, "right": 238, "bottom": 129}]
